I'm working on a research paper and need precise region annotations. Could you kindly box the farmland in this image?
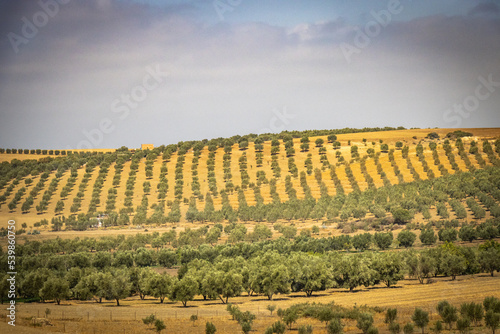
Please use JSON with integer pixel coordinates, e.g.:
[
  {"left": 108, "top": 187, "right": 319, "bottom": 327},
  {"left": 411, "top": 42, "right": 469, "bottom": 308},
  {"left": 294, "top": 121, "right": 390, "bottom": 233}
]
[{"left": 0, "top": 127, "right": 500, "bottom": 333}]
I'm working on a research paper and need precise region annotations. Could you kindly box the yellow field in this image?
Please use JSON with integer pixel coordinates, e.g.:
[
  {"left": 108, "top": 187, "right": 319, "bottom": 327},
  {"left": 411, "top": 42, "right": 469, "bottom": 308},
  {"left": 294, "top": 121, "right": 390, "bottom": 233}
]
[{"left": 1, "top": 273, "right": 498, "bottom": 333}]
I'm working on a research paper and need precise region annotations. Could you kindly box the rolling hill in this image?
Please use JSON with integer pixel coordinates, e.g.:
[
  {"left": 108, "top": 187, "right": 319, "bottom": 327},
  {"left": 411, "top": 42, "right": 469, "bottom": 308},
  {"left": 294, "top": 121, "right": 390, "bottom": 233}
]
[{"left": 1, "top": 127, "right": 499, "bottom": 231}]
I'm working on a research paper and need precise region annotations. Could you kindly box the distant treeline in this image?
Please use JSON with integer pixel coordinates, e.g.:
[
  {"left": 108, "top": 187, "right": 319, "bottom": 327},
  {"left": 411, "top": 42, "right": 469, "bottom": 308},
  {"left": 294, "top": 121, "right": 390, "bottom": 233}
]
[{"left": 0, "top": 126, "right": 407, "bottom": 158}]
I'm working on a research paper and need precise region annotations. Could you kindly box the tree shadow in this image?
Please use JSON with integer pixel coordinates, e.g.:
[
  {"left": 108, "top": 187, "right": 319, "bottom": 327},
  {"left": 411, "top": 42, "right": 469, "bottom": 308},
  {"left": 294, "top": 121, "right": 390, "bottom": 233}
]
[
  {"left": 367, "top": 286, "right": 402, "bottom": 290},
  {"left": 250, "top": 297, "right": 290, "bottom": 302},
  {"left": 335, "top": 289, "right": 364, "bottom": 294},
  {"left": 173, "top": 304, "right": 198, "bottom": 308}
]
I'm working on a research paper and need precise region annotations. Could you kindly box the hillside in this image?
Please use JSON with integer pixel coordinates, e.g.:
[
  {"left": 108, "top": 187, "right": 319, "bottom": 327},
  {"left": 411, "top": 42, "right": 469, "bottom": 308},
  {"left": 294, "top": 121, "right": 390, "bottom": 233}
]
[{"left": 1, "top": 127, "right": 499, "bottom": 231}]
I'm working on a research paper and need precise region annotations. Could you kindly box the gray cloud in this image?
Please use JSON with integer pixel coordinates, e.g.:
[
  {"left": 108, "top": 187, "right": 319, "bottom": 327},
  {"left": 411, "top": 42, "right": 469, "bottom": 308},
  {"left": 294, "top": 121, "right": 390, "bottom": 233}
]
[
  {"left": 0, "top": 1, "right": 499, "bottom": 149},
  {"left": 468, "top": 2, "right": 500, "bottom": 17}
]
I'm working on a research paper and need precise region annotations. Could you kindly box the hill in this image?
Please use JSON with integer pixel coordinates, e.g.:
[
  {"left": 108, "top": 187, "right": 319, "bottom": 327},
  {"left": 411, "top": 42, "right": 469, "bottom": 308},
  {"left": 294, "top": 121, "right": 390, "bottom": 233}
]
[{"left": 0, "top": 127, "right": 499, "bottom": 232}]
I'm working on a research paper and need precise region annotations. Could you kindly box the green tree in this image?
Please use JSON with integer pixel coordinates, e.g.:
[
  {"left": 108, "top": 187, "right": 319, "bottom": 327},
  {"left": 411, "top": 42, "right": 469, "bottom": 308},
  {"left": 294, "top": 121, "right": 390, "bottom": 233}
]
[
  {"left": 437, "top": 301, "right": 458, "bottom": 329},
  {"left": 392, "top": 208, "right": 414, "bottom": 224},
  {"left": 485, "top": 310, "right": 500, "bottom": 334},
  {"left": 373, "top": 253, "right": 404, "bottom": 288},
  {"left": 483, "top": 296, "right": 500, "bottom": 313},
  {"left": 154, "top": 319, "right": 166, "bottom": 333},
  {"left": 432, "top": 321, "right": 443, "bottom": 334},
  {"left": 190, "top": 314, "right": 198, "bottom": 326},
  {"left": 171, "top": 275, "right": 198, "bottom": 307},
  {"left": 412, "top": 308, "right": 429, "bottom": 334},
  {"left": 438, "top": 228, "right": 458, "bottom": 243},
  {"left": 459, "top": 226, "right": 477, "bottom": 243},
  {"left": 456, "top": 317, "right": 471, "bottom": 334},
  {"left": 352, "top": 233, "right": 372, "bottom": 251},
  {"left": 335, "top": 254, "right": 376, "bottom": 291},
  {"left": 298, "top": 324, "right": 313, "bottom": 334},
  {"left": 142, "top": 314, "right": 156, "bottom": 327},
  {"left": 283, "top": 309, "right": 299, "bottom": 329},
  {"left": 386, "top": 308, "right": 398, "bottom": 324},
  {"left": 374, "top": 232, "right": 393, "bottom": 250},
  {"left": 148, "top": 272, "right": 174, "bottom": 303},
  {"left": 281, "top": 225, "right": 297, "bottom": 239},
  {"left": 398, "top": 230, "right": 417, "bottom": 248},
  {"left": 357, "top": 313, "right": 374, "bottom": 334},
  {"left": 478, "top": 241, "right": 500, "bottom": 276},
  {"left": 103, "top": 270, "right": 132, "bottom": 306},
  {"left": 39, "top": 277, "right": 70, "bottom": 305},
  {"left": 419, "top": 229, "right": 437, "bottom": 245},
  {"left": 55, "top": 200, "right": 64, "bottom": 214},
  {"left": 206, "top": 227, "right": 222, "bottom": 245},
  {"left": 440, "top": 250, "right": 467, "bottom": 280},
  {"left": 328, "top": 134, "right": 337, "bottom": 142},
  {"left": 214, "top": 270, "right": 243, "bottom": 304},
  {"left": 312, "top": 225, "right": 320, "bottom": 234},
  {"left": 250, "top": 253, "right": 290, "bottom": 300},
  {"left": 460, "top": 302, "right": 484, "bottom": 326}
]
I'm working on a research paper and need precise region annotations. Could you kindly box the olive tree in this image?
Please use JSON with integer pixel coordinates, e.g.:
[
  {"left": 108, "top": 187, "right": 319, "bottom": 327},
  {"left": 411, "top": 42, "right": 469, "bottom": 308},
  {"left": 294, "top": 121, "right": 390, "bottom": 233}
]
[{"left": 412, "top": 308, "right": 429, "bottom": 334}]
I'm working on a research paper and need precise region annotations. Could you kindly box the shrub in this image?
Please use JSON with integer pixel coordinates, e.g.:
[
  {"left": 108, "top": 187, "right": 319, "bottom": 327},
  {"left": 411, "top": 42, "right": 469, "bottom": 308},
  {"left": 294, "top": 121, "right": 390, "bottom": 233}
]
[
  {"left": 390, "top": 322, "right": 401, "bottom": 334},
  {"left": 327, "top": 318, "right": 343, "bottom": 334},
  {"left": 357, "top": 313, "right": 374, "bottom": 334},
  {"left": 485, "top": 310, "right": 500, "bottom": 334},
  {"left": 299, "top": 324, "right": 314, "bottom": 334},
  {"left": 142, "top": 314, "right": 156, "bottom": 326},
  {"left": 456, "top": 317, "right": 471, "bottom": 334},
  {"left": 460, "top": 302, "right": 483, "bottom": 326},
  {"left": 154, "top": 319, "right": 166, "bottom": 333},
  {"left": 205, "top": 321, "right": 216, "bottom": 334},
  {"left": 241, "top": 321, "right": 252, "bottom": 334},
  {"left": 432, "top": 320, "right": 443, "bottom": 334},
  {"left": 269, "top": 321, "right": 286, "bottom": 334},
  {"left": 412, "top": 308, "right": 429, "bottom": 334},
  {"left": 385, "top": 308, "right": 398, "bottom": 324},
  {"left": 404, "top": 323, "right": 415, "bottom": 334},
  {"left": 437, "top": 301, "right": 458, "bottom": 329},
  {"left": 484, "top": 297, "right": 500, "bottom": 313},
  {"left": 427, "top": 132, "right": 440, "bottom": 139}
]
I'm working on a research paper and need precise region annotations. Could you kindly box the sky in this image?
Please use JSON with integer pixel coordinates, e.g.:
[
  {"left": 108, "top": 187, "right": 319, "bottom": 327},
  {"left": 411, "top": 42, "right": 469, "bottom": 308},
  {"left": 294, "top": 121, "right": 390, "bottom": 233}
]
[{"left": 0, "top": 0, "right": 499, "bottom": 150}]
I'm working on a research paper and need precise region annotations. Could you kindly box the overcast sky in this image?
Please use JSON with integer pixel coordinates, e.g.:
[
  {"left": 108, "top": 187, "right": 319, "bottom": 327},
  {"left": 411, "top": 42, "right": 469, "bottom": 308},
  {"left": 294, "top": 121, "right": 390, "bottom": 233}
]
[{"left": 0, "top": 0, "right": 499, "bottom": 150}]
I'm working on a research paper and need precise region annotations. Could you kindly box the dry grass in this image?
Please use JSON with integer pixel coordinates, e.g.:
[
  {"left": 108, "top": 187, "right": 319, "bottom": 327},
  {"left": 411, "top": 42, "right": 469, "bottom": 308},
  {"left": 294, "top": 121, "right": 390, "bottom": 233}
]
[{"left": 1, "top": 274, "right": 498, "bottom": 333}]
